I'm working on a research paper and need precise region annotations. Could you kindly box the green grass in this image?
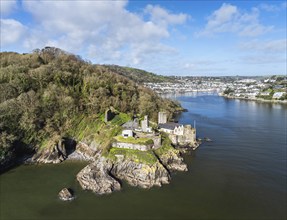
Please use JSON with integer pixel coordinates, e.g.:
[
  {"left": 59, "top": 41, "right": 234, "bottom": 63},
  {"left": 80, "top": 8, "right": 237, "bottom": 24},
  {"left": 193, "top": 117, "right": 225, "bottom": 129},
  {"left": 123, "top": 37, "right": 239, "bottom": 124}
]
[
  {"left": 110, "top": 113, "right": 131, "bottom": 126},
  {"left": 114, "top": 135, "right": 153, "bottom": 145},
  {"left": 106, "top": 147, "right": 158, "bottom": 165},
  {"left": 66, "top": 113, "right": 123, "bottom": 152},
  {"left": 72, "top": 115, "right": 104, "bottom": 141},
  {"left": 154, "top": 133, "right": 179, "bottom": 156}
]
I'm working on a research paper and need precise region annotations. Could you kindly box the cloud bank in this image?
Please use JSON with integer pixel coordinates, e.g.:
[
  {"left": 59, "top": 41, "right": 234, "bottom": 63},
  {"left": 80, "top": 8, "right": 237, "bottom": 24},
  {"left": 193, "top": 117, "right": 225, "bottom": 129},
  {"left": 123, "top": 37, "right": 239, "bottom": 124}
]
[
  {"left": 1, "top": 1, "right": 188, "bottom": 66},
  {"left": 197, "top": 3, "right": 273, "bottom": 37}
]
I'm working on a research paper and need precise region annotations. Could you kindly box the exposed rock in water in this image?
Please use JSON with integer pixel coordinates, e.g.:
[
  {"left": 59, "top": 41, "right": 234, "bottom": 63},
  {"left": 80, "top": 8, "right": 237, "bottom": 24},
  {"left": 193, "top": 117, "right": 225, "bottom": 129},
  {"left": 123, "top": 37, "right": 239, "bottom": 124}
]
[
  {"left": 58, "top": 188, "right": 75, "bottom": 201},
  {"left": 76, "top": 157, "right": 121, "bottom": 195},
  {"left": 111, "top": 159, "right": 170, "bottom": 189},
  {"left": 156, "top": 150, "right": 188, "bottom": 172}
]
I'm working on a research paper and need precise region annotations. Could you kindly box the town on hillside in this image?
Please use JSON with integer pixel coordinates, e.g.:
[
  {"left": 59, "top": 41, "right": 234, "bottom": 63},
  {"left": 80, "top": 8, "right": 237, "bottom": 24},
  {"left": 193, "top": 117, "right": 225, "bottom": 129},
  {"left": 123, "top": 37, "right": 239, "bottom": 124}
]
[{"left": 144, "top": 75, "right": 287, "bottom": 101}]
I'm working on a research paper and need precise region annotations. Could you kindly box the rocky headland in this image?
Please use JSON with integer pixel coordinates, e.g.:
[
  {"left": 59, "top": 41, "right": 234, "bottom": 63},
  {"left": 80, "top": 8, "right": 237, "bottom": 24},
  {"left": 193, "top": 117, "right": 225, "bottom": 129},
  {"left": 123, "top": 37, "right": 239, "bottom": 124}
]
[
  {"left": 75, "top": 140, "right": 189, "bottom": 194},
  {"left": 28, "top": 135, "right": 194, "bottom": 195}
]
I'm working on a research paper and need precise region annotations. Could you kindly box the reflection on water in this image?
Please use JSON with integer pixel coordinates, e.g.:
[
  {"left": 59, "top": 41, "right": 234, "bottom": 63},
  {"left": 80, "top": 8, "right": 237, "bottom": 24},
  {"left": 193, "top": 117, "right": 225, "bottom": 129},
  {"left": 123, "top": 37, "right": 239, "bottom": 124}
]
[
  {"left": 161, "top": 91, "right": 218, "bottom": 99},
  {"left": 0, "top": 94, "right": 286, "bottom": 220}
]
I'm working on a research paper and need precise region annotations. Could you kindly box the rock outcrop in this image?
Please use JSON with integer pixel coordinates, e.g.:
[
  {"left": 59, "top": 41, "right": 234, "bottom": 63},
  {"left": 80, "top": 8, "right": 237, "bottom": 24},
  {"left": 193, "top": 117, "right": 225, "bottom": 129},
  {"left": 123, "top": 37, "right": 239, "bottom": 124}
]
[
  {"left": 111, "top": 159, "right": 170, "bottom": 188},
  {"left": 157, "top": 150, "right": 188, "bottom": 172},
  {"left": 32, "top": 142, "right": 67, "bottom": 164},
  {"left": 76, "top": 156, "right": 171, "bottom": 194},
  {"left": 58, "top": 188, "right": 74, "bottom": 201},
  {"left": 67, "top": 141, "right": 98, "bottom": 161},
  {"left": 76, "top": 157, "right": 121, "bottom": 195}
]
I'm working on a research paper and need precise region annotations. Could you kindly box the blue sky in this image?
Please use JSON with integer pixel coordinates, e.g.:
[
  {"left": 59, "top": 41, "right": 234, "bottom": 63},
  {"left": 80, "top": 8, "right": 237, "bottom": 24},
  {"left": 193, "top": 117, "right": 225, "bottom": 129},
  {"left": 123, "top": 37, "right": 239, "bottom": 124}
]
[{"left": 1, "top": 0, "right": 286, "bottom": 76}]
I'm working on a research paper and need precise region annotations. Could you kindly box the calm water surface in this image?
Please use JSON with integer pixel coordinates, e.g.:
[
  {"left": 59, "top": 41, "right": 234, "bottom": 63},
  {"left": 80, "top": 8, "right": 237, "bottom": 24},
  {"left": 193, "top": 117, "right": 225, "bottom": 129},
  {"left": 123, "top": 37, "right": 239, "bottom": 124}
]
[{"left": 1, "top": 94, "right": 286, "bottom": 220}]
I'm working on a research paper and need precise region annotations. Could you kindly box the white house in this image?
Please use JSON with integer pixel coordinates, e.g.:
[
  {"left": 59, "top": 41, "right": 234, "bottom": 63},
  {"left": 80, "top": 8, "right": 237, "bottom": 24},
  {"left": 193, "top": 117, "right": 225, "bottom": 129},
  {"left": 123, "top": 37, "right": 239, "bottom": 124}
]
[
  {"left": 122, "top": 130, "right": 133, "bottom": 138},
  {"left": 158, "top": 123, "right": 184, "bottom": 135},
  {"left": 273, "top": 92, "right": 286, "bottom": 99}
]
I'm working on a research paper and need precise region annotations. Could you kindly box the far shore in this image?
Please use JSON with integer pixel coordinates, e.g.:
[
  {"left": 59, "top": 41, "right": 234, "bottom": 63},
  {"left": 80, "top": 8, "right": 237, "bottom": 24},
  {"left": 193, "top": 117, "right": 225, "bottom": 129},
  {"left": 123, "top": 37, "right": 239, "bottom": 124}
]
[
  {"left": 158, "top": 91, "right": 287, "bottom": 104},
  {"left": 219, "top": 94, "right": 287, "bottom": 104}
]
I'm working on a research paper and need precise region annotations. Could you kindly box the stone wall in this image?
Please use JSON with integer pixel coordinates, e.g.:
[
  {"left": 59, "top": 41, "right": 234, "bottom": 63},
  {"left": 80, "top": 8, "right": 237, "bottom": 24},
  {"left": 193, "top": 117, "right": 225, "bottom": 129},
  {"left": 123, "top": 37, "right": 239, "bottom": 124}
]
[
  {"left": 152, "top": 135, "right": 162, "bottom": 149},
  {"left": 112, "top": 142, "right": 152, "bottom": 151}
]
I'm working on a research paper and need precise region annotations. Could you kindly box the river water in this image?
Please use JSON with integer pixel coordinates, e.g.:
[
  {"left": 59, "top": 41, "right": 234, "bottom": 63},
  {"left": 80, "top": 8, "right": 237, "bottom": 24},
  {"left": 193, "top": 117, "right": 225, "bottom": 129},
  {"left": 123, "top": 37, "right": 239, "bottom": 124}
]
[{"left": 0, "top": 93, "right": 286, "bottom": 220}]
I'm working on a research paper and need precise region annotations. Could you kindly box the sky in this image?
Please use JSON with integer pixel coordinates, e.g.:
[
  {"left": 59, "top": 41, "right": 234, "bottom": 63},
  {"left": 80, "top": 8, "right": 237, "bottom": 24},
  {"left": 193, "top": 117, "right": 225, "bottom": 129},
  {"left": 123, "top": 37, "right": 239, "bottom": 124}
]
[{"left": 0, "top": 0, "right": 286, "bottom": 76}]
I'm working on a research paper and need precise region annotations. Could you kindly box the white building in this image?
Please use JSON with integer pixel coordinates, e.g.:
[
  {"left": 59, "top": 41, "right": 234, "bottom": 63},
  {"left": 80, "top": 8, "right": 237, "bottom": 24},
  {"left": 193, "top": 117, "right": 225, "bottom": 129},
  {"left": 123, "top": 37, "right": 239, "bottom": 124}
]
[
  {"left": 158, "top": 123, "right": 184, "bottom": 135},
  {"left": 122, "top": 130, "right": 133, "bottom": 138},
  {"left": 273, "top": 92, "right": 286, "bottom": 99}
]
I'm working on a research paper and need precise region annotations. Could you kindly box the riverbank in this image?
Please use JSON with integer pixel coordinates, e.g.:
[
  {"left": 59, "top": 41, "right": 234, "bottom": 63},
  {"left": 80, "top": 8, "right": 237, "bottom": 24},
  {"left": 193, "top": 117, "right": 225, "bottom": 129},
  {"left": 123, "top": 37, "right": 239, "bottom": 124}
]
[{"left": 219, "top": 93, "right": 287, "bottom": 104}]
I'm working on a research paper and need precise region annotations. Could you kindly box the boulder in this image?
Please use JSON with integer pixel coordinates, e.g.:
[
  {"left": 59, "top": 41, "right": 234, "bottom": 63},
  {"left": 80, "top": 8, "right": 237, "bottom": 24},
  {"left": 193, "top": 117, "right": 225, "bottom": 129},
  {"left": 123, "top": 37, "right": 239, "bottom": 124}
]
[{"left": 58, "top": 188, "right": 74, "bottom": 201}]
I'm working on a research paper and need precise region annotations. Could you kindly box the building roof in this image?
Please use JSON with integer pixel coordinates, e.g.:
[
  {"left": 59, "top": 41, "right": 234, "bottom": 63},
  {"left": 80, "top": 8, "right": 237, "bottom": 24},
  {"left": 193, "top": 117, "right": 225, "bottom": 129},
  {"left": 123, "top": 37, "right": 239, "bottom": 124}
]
[{"left": 158, "top": 122, "right": 183, "bottom": 130}]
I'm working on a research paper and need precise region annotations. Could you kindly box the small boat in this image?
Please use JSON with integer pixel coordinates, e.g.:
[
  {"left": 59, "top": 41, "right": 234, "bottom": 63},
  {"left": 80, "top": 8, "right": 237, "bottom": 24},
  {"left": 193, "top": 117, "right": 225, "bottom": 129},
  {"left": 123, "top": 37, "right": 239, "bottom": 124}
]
[{"left": 203, "top": 137, "right": 212, "bottom": 142}]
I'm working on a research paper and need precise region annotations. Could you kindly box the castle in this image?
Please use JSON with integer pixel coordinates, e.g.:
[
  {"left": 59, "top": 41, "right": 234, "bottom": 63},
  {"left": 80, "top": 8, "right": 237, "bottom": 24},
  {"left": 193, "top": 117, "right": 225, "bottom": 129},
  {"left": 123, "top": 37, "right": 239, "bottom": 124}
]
[
  {"left": 111, "top": 111, "right": 196, "bottom": 151},
  {"left": 158, "top": 112, "right": 196, "bottom": 146}
]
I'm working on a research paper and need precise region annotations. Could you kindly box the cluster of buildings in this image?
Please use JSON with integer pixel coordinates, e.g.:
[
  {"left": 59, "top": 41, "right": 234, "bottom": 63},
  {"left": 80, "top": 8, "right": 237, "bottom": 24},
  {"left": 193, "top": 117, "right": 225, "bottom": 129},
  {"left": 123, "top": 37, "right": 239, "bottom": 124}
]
[
  {"left": 110, "top": 111, "right": 197, "bottom": 151},
  {"left": 222, "top": 78, "right": 286, "bottom": 100},
  {"left": 144, "top": 79, "right": 224, "bottom": 94},
  {"left": 144, "top": 76, "right": 286, "bottom": 100}
]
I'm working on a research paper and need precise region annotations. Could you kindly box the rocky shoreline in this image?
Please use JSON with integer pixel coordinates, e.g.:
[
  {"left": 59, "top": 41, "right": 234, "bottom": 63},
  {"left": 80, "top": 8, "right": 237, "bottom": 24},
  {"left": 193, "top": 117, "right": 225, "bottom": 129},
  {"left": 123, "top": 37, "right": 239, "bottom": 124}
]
[
  {"left": 2, "top": 137, "right": 197, "bottom": 196},
  {"left": 74, "top": 140, "right": 191, "bottom": 194}
]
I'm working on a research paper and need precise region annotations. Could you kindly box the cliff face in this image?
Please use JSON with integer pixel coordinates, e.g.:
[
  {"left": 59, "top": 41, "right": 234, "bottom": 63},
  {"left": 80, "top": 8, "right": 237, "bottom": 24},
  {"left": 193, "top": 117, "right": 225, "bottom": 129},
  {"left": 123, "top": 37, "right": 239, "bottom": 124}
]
[
  {"left": 156, "top": 149, "right": 188, "bottom": 172},
  {"left": 32, "top": 140, "right": 67, "bottom": 164}
]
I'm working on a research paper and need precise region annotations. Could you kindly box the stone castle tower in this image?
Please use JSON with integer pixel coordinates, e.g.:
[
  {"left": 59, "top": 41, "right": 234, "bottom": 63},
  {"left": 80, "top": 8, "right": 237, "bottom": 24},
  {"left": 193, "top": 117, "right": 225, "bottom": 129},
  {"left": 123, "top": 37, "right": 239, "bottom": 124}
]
[
  {"left": 141, "top": 115, "right": 149, "bottom": 132},
  {"left": 158, "top": 112, "right": 167, "bottom": 124}
]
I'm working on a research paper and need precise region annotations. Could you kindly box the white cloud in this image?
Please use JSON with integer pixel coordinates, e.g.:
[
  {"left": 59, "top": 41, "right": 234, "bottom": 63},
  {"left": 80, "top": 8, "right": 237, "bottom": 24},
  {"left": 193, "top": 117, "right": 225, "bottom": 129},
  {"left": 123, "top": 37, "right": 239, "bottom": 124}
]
[
  {"left": 20, "top": 1, "right": 187, "bottom": 65},
  {"left": 0, "top": 0, "right": 17, "bottom": 16},
  {"left": 241, "top": 55, "right": 286, "bottom": 64},
  {"left": 144, "top": 4, "right": 189, "bottom": 27},
  {"left": 240, "top": 39, "right": 287, "bottom": 53},
  {"left": 259, "top": 2, "right": 287, "bottom": 12},
  {"left": 129, "top": 43, "right": 176, "bottom": 65},
  {"left": 197, "top": 3, "right": 273, "bottom": 37},
  {"left": 0, "top": 19, "right": 26, "bottom": 45}
]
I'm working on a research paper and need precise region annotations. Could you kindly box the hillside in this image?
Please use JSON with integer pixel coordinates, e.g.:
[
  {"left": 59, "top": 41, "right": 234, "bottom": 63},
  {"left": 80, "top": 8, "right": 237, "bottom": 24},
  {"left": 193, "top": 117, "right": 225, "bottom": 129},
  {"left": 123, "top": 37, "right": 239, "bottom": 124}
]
[
  {"left": 102, "top": 65, "right": 173, "bottom": 83},
  {"left": 0, "top": 47, "right": 182, "bottom": 167}
]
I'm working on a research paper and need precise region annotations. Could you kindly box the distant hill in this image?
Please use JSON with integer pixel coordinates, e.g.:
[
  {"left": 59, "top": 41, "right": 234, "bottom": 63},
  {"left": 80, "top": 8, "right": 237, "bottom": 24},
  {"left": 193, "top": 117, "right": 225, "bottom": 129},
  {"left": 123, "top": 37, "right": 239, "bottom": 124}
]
[{"left": 102, "top": 65, "right": 173, "bottom": 83}]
